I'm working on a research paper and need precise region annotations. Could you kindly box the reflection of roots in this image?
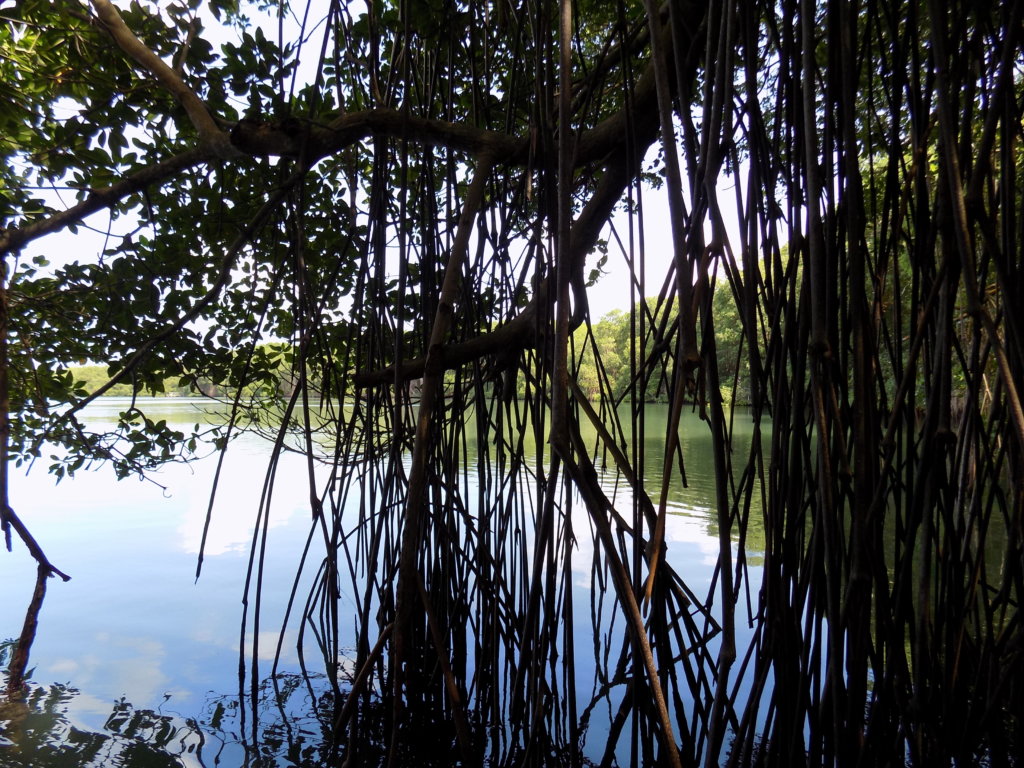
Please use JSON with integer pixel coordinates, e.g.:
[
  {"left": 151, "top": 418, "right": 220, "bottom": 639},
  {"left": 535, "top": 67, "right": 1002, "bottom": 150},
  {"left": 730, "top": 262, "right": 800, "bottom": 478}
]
[
  {"left": 253, "top": 396, "right": 727, "bottom": 766},
  {"left": 4, "top": 563, "right": 51, "bottom": 702},
  {"left": 0, "top": 697, "right": 30, "bottom": 730}
]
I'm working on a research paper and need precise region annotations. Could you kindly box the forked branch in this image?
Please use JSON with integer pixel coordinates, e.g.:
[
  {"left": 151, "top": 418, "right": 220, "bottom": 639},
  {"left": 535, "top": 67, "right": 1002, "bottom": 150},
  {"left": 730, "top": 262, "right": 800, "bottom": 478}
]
[{"left": 89, "top": 0, "right": 238, "bottom": 159}]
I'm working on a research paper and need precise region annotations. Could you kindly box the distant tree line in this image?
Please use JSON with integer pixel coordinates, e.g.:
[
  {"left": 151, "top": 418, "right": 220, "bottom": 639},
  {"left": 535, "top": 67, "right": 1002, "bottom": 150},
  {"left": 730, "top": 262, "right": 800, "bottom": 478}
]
[
  {"left": 59, "top": 300, "right": 752, "bottom": 405},
  {"left": 573, "top": 286, "right": 753, "bottom": 405},
  {"left": 64, "top": 343, "right": 299, "bottom": 400}
]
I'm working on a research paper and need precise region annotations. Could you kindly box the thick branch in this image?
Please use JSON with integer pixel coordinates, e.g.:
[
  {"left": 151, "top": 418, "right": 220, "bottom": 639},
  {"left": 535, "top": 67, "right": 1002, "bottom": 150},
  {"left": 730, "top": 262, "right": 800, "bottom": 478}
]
[
  {"left": 231, "top": 110, "right": 526, "bottom": 163},
  {"left": 5, "top": 3, "right": 674, "bottom": 264},
  {"left": 353, "top": 291, "right": 546, "bottom": 387},
  {"left": 0, "top": 148, "right": 209, "bottom": 258},
  {"left": 89, "top": 0, "right": 238, "bottom": 159},
  {"left": 231, "top": 49, "right": 663, "bottom": 170}
]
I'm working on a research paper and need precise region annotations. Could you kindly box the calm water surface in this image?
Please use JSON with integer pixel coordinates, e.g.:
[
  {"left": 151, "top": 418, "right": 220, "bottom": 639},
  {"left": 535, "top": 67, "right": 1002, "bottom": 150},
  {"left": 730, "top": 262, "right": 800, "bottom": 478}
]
[{"left": 0, "top": 398, "right": 765, "bottom": 766}]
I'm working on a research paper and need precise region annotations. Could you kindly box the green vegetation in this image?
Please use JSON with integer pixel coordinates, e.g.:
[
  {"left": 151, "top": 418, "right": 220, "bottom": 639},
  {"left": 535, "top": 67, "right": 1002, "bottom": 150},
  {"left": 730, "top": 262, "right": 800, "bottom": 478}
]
[
  {"left": 66, "top": 364, "right": 178, "bottom": 397},
  {"left": 572, "top": 285, "right": 754, "bottom": 405},
  {"left": 65, "top": 342, "right": 298, "bottom": 400}
]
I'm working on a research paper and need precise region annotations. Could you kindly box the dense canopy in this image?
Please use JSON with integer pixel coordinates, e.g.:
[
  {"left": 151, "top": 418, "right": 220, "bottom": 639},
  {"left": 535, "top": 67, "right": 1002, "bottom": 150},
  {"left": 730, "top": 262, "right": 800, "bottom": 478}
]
[{"left": 2, "top": 0, "right": 1023, "bottom": 765}]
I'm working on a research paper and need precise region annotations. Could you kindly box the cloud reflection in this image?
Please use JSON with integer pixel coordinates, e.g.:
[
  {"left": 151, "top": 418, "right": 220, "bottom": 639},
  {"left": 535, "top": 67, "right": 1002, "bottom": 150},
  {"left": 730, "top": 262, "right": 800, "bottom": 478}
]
[{"left": 175, "top": 446, "right": 310, "bottom": 557}]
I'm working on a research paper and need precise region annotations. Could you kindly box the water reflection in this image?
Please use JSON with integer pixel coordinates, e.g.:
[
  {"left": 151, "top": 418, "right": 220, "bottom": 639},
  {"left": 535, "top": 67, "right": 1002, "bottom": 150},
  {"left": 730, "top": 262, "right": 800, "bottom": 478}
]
[
  {"left": 576, "top": 403, "right": 770, "bottom": 562},
  {"left": 2, "top": 398, "right": 769, "bottom": 766},
  {"left": 2, "top": 641, "right": 334, "bottom": 768},
  {"left": 41, "top": 397, "right": 766, "bottom": 555}
]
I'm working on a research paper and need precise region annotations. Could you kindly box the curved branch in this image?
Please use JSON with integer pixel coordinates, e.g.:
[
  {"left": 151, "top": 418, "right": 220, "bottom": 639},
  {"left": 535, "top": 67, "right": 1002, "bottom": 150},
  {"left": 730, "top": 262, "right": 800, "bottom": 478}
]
[
  {"left": 2, "top": 505, "right": 70, "bottom": 581},
  {"left": 89, "top": 0, "right": 238, "bottom": 159},
  {"left": 0, "top": 148, "right": 210, "bottom": 258},
  {"left": 353, "top": 59, "right": 665, "bottom": 388},
  {"left": 353, "top": 290, "right": 546, "bottom": 387},
  {"left": 232, "top": 68, "right": 659, "bottom": 169},
  {"left": 231, "top": 39, "right": 665, "bottom": 170},
  {"left": 4, "top": 2, "right": 680, "bottom": 264},
  {"left": 231, "top": 109, "right": 527, "bottom": 163}
]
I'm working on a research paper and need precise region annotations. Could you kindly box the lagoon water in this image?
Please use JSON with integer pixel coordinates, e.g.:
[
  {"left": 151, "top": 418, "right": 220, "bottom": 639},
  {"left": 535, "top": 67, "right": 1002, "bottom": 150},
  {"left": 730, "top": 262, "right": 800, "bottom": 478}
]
[{"left": 1, "top": 398, "right": 764, "bottom": 766}]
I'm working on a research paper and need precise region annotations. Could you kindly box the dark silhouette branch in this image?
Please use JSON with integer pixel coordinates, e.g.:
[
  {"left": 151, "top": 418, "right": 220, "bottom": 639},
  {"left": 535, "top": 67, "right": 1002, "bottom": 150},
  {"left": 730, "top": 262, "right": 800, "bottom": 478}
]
[
  {"left": 2, "top": 505, "right": 70, "bottom": 582},
  {"left": 0, "top": 148, "right": 209, "bottom": 258},
  {"left": 351, "top": 23, "right": 671, "bottom": 388},
  {"left": 89, "top": 0, "right": 239, "bottom": 159}
]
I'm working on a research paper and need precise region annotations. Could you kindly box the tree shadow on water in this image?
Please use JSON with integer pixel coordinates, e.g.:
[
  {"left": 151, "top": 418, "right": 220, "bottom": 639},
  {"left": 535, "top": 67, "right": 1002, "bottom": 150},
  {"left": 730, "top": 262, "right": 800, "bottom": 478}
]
[{"left": 0, "top": 640, "right": 343, "bottom": 768}]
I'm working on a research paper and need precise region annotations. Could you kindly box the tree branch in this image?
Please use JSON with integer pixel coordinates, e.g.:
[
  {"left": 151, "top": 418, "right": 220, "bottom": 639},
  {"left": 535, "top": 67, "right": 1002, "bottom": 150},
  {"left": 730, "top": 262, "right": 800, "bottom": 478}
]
[
  {"left": 230, "top": 44, "right": 666, "bottom": 170},
  {"left": 230, "top": 109, "right": 527, "bottom": 163},
  {"left": 352, "top": 287, "right": 547, "bottom": 387},
  {"left": 352, "top": 43, "right": 666, "bottom": 388},
  {"left": 0, "top": 148, "right": 210, "bottom": 258},
  {"left": 2, "top": 505, "right": 70, "bottom": 581},
  {"left": 63, "top": 167, "right": 306, "bottom": 416},
  {"left": 3, "top": 3, "right": 676, "bottom": 264},
  {"left": 89, "top": 0, "right": 238, "bottom": 159}
]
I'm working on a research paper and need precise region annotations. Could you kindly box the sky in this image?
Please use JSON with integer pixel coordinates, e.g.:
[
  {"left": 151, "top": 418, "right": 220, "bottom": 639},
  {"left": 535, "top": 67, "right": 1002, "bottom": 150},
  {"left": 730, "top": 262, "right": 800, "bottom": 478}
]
[{"left": 586, "top": 171, "right": 746, "bottom": 319}]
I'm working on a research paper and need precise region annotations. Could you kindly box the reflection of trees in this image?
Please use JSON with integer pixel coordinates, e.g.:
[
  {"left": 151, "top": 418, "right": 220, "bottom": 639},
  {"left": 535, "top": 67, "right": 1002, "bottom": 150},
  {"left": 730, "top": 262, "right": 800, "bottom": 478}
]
[
  {"left": 1, "top": 645, "right": 337, "bottom": 768},
  {"left": 0, "top": 680, "right": 186, "bottom": 768}
]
